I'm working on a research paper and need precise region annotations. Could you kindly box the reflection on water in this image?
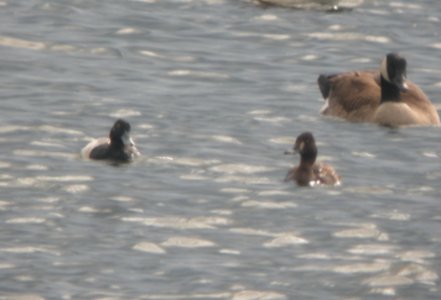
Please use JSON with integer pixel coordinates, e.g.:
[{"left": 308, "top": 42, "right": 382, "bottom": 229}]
[{"left": 0, "top": 0, "right": 440, "bottom": 299}]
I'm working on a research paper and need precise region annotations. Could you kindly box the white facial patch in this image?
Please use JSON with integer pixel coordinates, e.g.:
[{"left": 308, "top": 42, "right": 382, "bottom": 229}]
[{"left": 380, "top": 57, "right": 391, "bottom": 83}]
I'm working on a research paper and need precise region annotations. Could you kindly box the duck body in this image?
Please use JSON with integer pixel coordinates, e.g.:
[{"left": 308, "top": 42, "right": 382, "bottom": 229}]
[
  {"left": 285, "top": 161, "right": 340, "bottom": 187},
  {"left": 285, "top": 132, "right": 340, "bottom": 187},
  {"left": 81, "top": 119, "right": 140, "bottom": 163},
  {"left": 318, "top": 53, "right": 440, "bottom": 127}
]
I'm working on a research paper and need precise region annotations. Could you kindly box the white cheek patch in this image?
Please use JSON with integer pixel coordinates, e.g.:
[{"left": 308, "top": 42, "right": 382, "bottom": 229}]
[
  {"left": 380, "top": 57, "right": 391, "bottom": 82},
  {"left": 299, "top": 141, "right": 304, "bottom": 152}
]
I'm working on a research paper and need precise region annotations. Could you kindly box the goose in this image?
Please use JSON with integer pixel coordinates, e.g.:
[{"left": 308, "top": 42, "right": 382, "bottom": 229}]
[{"left": 318, "top": 53, "right": 440, "bottom": 126}]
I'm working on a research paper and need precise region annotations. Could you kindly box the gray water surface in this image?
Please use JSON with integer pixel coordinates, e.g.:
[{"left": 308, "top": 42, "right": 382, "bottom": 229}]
[{"left": 0, "top": 0, "right": 440, "bottom": 299}]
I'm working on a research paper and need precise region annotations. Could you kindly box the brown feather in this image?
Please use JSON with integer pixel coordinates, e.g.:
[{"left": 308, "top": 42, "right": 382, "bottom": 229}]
[{"left": 285, "top": 163, "right": 341, "bottom": 187}]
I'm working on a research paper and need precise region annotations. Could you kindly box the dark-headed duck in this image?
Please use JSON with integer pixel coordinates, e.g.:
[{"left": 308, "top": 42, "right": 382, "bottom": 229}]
[
  {"left": 285, "top": 132, "right": 340, "bottom": 187},
  {"left": 81, "top": 119, "right": 140, "bottom": 162},
  {"left": 318, "top": 53, "right": 440, "bottom": 127}
]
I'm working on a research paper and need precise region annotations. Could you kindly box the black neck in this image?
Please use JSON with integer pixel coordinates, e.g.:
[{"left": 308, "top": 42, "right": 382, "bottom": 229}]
[
  {"left": 380, "top": 76, "right": 401, "bottom": 103},
  {"left": 110, "top": 138, "right": 124, "bottom": 149},
  {"left": 109, "top": 138, "right": 130, "bottom": 161},
  {"left": 300, "top": 150, "right": 317, "bottom": 167}
]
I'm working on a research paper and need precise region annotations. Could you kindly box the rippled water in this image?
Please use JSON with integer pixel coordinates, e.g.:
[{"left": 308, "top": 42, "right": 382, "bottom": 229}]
[{"left": 1, "top": 0, "right": 440, "bottom": 299}]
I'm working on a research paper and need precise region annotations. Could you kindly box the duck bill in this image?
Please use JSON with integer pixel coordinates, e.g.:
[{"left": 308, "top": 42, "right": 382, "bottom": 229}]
[{"left": 284, "top": 149, "right": 298, "bottom": 155}]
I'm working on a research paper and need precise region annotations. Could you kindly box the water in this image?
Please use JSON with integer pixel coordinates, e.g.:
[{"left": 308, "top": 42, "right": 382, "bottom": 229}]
[{"left": 0, "top": 0, "right": 440, "bottom": 299}]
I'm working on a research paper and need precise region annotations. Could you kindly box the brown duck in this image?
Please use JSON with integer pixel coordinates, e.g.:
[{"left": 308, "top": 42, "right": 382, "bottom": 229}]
[{"left": 285, "top": 132, "right": 341, "bottom": 187}]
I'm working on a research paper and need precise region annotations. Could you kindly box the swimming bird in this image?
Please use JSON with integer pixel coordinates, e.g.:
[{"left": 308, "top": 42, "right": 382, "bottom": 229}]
[
  {"left": 317, "top": 53, "right": 440, "bottom": 127},
  {"left": 256, "top": 0, "right": 358, "bottom": 11},
  {"left": 81, "top": 119, "right": 140, "bottom": 162},
  {"left": 285, "top": 132, "right": 340, "bottom": 186}
]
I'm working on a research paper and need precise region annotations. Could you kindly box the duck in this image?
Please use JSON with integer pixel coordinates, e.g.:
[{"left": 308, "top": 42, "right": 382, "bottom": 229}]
[
  {"left": 81, "top": 119, "right": 140, "bottom": 162},
  {"left": 284, "top": 132, "right": 341, "bottom": 187},
  {"left": 317, "top": 53, "right": 440, "bottom": 127}
]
